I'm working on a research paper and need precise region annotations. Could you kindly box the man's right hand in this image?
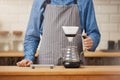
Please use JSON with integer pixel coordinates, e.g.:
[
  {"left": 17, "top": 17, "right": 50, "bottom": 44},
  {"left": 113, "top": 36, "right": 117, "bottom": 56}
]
[{"left": 16, "top": 59, "right": 33, "bottom": 67}]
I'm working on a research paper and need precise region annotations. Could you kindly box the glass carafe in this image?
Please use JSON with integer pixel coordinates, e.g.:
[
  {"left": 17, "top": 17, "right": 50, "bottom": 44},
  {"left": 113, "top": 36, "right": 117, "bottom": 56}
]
[{"left": 63, "top": 46, "right": 80, "bottom": 68}]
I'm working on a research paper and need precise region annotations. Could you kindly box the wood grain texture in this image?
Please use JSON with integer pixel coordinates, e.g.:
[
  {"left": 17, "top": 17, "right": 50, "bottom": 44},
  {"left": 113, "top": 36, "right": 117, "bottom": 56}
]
[
  {"left": 1, "top": 76, "right": 120, "bottom": 80},
  {"left": 0, "top": 66, "right": 120, "bottom": 80},
  {"left": 0, "top": 66, "right": 120, "bottom": 75}
]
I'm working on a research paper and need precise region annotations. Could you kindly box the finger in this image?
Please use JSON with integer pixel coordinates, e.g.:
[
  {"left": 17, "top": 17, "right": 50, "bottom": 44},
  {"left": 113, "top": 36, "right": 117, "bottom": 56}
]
[
  {"left": 19, "top": 61, "right": 25, "bottom": 67},
  {"left": 18, "top": 60, "right": 24, "bottom": 67},
  {"left": 26, "top": 61, "right": 33, "bottom": 67},
  {"left": 84, "top": 43, "right": 92, "bottom": 48},
  {"left": 84, "top": 41, "right": 92, "bottom": 46},
  {"left": 22, "top": 60, "right": 30, "bottom": 67},
  {"left": 82, "top": 33, "right": 88, "bottom": 39},
  {"left": 17, "top": 61, "right": 24, "bottom": 67},
  {"left": 84, "top": 42, "right": 93, "bottom": 47},
  {"left": 18, "top": 60, "right": 28, "bottom": 67},
  {"left": 84, "top": 40, "right": 93, "bottom": 49},
  {"left": 84, "top": 37, "right": 93, "bottom": 44},
  {"left": 84, "top": 37, "right": 92, "bottom": 42},
  {"left": 23, "top": 60, "right": 29, "bottom": 67},
  {"left": 86, "top": 46, "right": 91, "bottom": 50},
  {"left": 16, "top": 62, "right": 21, "bottom": 66}
]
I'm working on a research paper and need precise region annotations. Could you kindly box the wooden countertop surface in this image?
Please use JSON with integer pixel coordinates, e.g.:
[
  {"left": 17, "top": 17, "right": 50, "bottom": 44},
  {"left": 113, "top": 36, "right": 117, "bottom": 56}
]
[
  {"left": 0, "top": 51, "right": 38, "bottom": 57},
  {"left": 0, "top": 51, "right": 120, "bottom": 57},
  {"left": 0, "top": 66, "right": 120, "bottom": 76},
  {"left": 85, "top": 51, "right": 120, "bottom": 57}
]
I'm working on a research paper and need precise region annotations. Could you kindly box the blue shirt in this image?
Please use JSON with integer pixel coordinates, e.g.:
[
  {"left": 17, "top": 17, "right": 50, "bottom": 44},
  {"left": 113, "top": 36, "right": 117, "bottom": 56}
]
[{"left": 24, "top": 0, "right": 101, "bottom": 61}]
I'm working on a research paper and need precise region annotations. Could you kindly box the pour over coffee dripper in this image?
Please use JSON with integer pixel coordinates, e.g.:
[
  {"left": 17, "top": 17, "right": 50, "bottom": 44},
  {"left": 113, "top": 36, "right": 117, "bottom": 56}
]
[
  {"left": 62, "top": 26, "right": 81, "bottom": 68},
  {"left": 62, "top": 26, "right": 79, "bottom": 42}
]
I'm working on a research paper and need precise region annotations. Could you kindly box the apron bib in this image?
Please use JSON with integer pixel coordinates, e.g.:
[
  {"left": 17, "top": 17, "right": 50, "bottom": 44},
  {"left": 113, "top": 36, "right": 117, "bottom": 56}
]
[{"left": 38, "top": 0, "right": 83, "bottom": 65}]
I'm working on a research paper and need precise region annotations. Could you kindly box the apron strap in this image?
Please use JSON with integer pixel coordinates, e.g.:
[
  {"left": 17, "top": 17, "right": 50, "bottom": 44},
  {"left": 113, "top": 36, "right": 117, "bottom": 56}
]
[
  {"left": 74, "top": 0, "right": 77, "bottom": 4},
  {"left": 46, "top": 0, "right": 51, "bottom": 4},
  {"left": 41, "top": 0, "right": 51, "bottom": 9},
  {"left": 40, "top": 0, "right": 51, "bottom": 32}
]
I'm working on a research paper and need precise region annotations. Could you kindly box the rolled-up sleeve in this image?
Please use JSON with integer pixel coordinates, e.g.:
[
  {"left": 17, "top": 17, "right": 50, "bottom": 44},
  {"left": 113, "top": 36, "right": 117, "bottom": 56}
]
[
  {"left": 84, "top": 0, "right": 101, "bottom": 51},
  {"left": 24, "top": 0, "right": 44, "bottom": 61}
]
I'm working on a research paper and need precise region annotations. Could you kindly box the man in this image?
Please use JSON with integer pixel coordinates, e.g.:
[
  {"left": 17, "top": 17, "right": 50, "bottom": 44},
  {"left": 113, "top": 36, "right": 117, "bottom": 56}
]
[{"left": 17, "top": 0, "right": 101, "bottom": 67}]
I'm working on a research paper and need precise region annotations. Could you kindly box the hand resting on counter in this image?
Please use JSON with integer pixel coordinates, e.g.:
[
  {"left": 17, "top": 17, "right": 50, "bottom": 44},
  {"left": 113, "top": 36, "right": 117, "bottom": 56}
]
[{"left": 16, "top": 59, "right": 33, "bottom": 67}]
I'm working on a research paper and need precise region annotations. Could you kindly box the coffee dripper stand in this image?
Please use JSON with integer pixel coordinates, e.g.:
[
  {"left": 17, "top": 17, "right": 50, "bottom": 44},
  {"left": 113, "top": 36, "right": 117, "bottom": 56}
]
[{"left": 62, "top": 26, "right": 82, "bottom": 68}]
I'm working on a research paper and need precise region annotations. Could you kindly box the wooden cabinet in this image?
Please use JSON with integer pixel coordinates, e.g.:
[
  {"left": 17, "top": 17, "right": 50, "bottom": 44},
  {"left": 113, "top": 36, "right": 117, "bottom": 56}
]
[{"left": 0, "top": 51, "right": 120, "bottom": 65}]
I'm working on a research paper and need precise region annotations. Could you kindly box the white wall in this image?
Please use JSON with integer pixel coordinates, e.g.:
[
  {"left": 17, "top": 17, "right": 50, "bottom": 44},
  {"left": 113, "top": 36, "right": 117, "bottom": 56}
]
[
  {"left": 0, "top": 0, "right": 33, "bottom": 31},
  {"left": 94, "top": 0, "right": 120, "bottom": 50}
]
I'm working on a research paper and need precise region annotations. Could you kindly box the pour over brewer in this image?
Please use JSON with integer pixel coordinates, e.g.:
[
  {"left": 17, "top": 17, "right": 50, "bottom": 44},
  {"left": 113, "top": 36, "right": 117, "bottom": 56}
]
[{"left": 62, "top": 26, "right": 81, "bottom": 68}]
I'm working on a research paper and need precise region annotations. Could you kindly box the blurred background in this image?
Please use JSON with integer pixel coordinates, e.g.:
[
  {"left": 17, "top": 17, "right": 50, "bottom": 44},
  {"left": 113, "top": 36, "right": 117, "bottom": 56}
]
[
  {"left": 0, "top": 0, "right": 33, "bottom": 52},
  {"left": 94, "top": 0, "right": 120, "bottom": 50},
  {"left": 0, "top": 0, "right": 120, "bottom": 65}
]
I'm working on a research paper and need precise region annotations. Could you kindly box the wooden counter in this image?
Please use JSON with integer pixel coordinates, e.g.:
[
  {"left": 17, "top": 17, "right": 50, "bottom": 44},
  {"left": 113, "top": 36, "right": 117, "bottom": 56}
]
[
  {"left": 0, "top": 51, "right": 120, "bottom": 57},
  {"left": 0, "top": 51, "right": 38, "bottom": 57},
  {"left": 85, "top": 51, "right": 120, "bottom": 57},
  {"left": 0, "top": 66, "right": 120, "bottom": 80}
]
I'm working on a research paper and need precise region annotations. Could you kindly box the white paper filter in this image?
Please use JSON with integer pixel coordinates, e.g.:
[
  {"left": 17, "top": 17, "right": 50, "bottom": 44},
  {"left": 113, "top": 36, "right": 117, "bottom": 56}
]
[{"left": 62, "top": 26, "right": 79, "bottom": 42}]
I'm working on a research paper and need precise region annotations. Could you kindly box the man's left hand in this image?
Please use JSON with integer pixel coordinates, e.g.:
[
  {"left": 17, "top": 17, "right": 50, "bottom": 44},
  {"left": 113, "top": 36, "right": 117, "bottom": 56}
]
[{"left": 82, "top": 34, "right": 93, "bottom": 50}]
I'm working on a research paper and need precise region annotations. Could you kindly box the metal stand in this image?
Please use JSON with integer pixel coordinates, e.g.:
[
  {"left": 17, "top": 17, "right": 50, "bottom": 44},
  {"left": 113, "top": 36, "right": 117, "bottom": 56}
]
[{"left": 30, "top": 64, "right": 54, "bottom": 69}]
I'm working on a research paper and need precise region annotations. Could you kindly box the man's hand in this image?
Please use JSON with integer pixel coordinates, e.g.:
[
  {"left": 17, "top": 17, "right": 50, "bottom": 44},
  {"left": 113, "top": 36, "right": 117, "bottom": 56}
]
[
  {"left": 16, "top": 59, "right": 33, "bottom": 67},
  {"left": 82, "top": 34, "right": 93, "bottom": 50}
]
